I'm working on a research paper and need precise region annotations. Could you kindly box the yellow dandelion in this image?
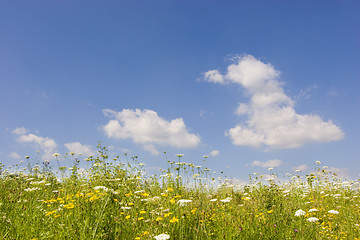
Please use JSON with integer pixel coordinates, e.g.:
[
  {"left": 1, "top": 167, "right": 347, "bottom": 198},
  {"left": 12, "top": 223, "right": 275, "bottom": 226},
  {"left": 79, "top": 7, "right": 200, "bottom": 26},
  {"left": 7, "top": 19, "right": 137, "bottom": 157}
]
[
  {"left": 138, "top": 217, "right": 144, "bottom": 221},
  {"left": 125, "top": 215, "right": 131, "bottom": 219},
  {"left": 156, "top": 217, "right": 163, "bottom": 221}
]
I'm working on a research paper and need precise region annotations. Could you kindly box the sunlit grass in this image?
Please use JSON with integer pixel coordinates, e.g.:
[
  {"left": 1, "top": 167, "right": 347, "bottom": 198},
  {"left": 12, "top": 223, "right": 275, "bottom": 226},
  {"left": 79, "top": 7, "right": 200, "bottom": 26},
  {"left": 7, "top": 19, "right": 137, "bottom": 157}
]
[{"left": 0, "top": 144, "right": 359, "bottom": 239}]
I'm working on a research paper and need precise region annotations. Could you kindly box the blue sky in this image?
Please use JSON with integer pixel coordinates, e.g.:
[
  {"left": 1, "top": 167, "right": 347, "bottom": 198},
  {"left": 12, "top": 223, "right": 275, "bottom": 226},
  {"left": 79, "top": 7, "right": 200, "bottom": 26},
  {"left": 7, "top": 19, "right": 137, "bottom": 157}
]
[{"left": 1, "top": 1, "right": 359, "bottom": 181}]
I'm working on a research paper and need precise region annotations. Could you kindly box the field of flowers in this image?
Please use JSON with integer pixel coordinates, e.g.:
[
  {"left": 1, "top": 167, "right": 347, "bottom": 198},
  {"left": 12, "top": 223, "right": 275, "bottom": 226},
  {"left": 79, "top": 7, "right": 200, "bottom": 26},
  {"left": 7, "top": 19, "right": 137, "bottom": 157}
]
[{"left": 0, "top": 144, "right": 359, "bottom": 239}]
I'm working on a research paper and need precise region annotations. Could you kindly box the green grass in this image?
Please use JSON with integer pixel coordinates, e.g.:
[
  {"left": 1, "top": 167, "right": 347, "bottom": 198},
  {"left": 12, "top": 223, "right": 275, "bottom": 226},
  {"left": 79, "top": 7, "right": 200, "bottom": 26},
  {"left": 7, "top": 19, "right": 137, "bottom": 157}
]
[{"left": 0, "top": 145, "right": 359, "bottom": 239}]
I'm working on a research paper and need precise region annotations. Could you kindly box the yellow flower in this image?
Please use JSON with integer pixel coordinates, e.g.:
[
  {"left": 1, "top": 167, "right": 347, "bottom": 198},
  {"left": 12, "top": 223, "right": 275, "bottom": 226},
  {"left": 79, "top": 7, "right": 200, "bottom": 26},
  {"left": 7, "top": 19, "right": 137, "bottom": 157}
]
[
  {"left": 138, "top": 217, "right": 144, "bottom": 221},
  {"left": 191, "top": 208, "right": 197, "bottom": 214},
  {"left": 135, "top": 237, "right": 140, "bottom": 240},
  {"left": 140, "top": 210, "right": 146, "bottom": 214},
  {"left": 170, "top": 198, "right": 175, "bottom": 204},
  {"left": 164, "top": 212, "right": 172, "bottom": 218},
  {"left": 170, "top": 216, "right": 179, "bottom": 223},
  {"left": 268, "top": 210, "right": 274, "bottom": 214},
  {"left": 45, "top": 210, "right": 56, "bottom": 216},
  {"left": 141, "top": 192, "right": 149, "bottom": 197},
  {"left": 64, "top": 203, "right": 75, "bottom": 209},
  {"left": 156, "top": 217, "right": 163, "bottom": 221},
  {"left": 128, "top": 202, "right": 134, "bottom": 206},
  {"left": 167, "top": 188, "right": 173, "bottom": 193},
  {"left": 126, "top": 215, "right": 131, "bottom": 219}
]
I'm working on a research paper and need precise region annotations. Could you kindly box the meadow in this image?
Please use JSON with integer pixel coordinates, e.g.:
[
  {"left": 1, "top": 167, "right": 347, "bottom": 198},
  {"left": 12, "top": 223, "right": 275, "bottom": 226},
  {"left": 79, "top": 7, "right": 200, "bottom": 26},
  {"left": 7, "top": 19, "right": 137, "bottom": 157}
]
[{"left": 0, "top": 144, "right": 359, "bottom": 239}]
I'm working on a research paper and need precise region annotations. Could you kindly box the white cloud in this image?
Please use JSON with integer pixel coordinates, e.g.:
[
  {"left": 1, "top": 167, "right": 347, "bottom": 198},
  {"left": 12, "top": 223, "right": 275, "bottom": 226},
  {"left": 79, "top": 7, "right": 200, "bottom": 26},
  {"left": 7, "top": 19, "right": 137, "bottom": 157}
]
[
  {"left": 143, "top": 144, "right": 160, "bottom": 155},
  {"left": 102, "top": 109, "right": 201, "bottom": 152},
  {"left": 64, "top": 142, "right": 94, "bottom": 157},
  {"left": 252, "top": 159, "right": 282, "bottom": 168},
  {"left": 292, "top": 164, "right": 308, "bottom": 172},
  {"left": 203, "top": 55, "right": 344, "bottom": 149},
  {"left": 16, "top": 133, "right": 57, "bottom": 160},
  {"left": 209, "top": 150, "right": 220, "bottom": 156},
  {"left": 203, "top": 70, "right": 225, "bottom": 84},
  {"left": 12, "top": 127, "right": 28, "bottom": 135},
  {"left": 9, "top": 152, "right": 21, "bottom": 159}
]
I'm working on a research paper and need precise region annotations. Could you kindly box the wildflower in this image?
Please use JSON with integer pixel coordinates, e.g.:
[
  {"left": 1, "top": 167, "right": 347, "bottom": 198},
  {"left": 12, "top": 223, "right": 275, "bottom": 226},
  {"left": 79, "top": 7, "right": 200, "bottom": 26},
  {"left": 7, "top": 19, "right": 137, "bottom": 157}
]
[
  {"left": 125, "top": 215, "right": 130, "bottom": 219},
  {"left": 177, "top": 199, "right": 192, "bottom": 206},
  {"left": 295, "top": 210, "right": 306, "bottom": 217},
  {"left": 307, "top": 217, "right": 319, "bottom": 222},
  {"left": 210, "top": 199, "right": 217, "bottom": 202},
  {"left": 169, "top": 216, "right": 179, "bottom": 223},
  {"left": 308, "top": 209, "right": 318, "bottom": 212},
  {"left": 175, "top": 154, "right": 184, "bottom": 157},
  {"left": 154, "top": 234, "right": 170, "bottom": 240},
  {"left": 328, "top": 210, "right": 339, "bottom": 214},
  {"left": 164, "top": 212, "right": 172, "bottom": 218},
  {"left": 170, "top": 198, "right": 175, "bottom": 204},
  {"left": 268, "top": 168, "right": 273, "bottom": 170},
  {"left": 220, "top": 197, "right": 232, "bottom": 203},
  {"left": 155, "top": 217, "right": 163, "bottom": 221},
  {"left": 315, "top": 161, "right": 321, "bottom": 165},
  {"left": 53, "top": 153, "right": 60, "bottom": 157},
  {"left": 138, "top": 217, "right": 144, "bottom": 221},
  {"left": 140, "top": 210, "right": 146, "bottom": 214}
]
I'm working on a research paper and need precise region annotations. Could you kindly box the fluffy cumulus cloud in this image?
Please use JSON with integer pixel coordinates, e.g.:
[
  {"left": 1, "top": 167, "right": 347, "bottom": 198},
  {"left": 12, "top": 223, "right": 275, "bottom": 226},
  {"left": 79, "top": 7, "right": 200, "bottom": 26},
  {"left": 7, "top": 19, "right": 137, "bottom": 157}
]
[
  {"left": 252, "top": 159, "right": 282, "bottom": 168},
  {"left": 203, "top": 55, "right": 344, "bottom": 149},
  {"left": 64, "top": 142, "right": 94, "bottom": 157},
  {"left": 102, "top": 109, "right": 201, "bottom": 155},
  {"left": 15, "top": 132, "right": 57, "bottom": 160}
]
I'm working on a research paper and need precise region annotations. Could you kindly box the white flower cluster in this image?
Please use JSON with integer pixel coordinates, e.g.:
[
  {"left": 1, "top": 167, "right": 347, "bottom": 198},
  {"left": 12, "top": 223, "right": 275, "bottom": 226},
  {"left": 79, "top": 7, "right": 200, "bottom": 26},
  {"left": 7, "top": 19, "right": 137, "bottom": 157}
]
[{"left": 154, "top": 233, "right": 170, "bottom": 240}]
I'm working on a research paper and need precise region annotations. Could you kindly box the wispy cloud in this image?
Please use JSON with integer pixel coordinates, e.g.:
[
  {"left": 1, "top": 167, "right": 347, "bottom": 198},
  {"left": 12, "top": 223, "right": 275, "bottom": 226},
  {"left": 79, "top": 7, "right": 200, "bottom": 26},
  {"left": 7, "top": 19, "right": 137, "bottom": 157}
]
[
  {"left": 102, "top": 109, "right": 201, "bottom": 154},
  {"left": 252, "top": 159, "right": 282, "bottom": 168},
  {"left": 209, "top": 150, "right": 220, "bottom": 156},
  {"left": 12, "top": 127, "right": 28, "bottom": 135},
  {"left": 203, "top": 55, "right": 344, "bottom": 149}
]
